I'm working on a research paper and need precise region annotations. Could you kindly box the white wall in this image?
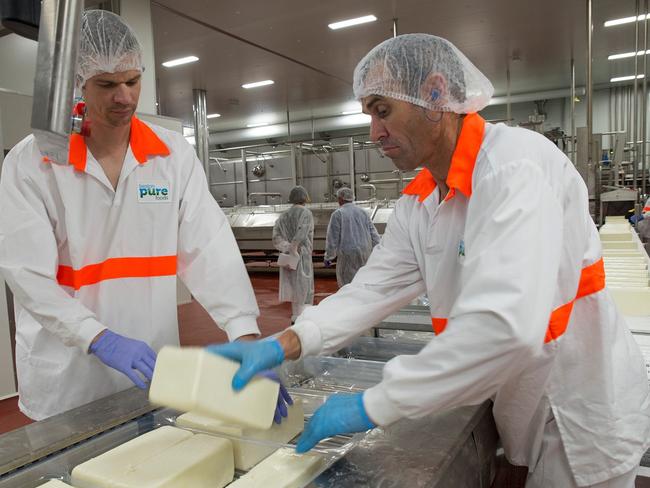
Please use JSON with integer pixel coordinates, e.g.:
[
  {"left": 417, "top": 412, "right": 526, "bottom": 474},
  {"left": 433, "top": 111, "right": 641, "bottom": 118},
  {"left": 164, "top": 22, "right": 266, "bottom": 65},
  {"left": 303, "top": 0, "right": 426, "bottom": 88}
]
[{"left": 0, "top": 34, "right": 37, "bottom": 96}]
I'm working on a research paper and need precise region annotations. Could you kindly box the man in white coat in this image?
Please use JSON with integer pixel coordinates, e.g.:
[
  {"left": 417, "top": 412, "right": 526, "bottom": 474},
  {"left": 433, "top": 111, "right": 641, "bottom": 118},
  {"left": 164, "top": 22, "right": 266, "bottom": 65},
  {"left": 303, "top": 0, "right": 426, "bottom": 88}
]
[
  {"left": 0, "top": 10, "right": 291, "bottom": 422},
  {"left": 209, "top": 34, "right": 650, "bottom": 487}
]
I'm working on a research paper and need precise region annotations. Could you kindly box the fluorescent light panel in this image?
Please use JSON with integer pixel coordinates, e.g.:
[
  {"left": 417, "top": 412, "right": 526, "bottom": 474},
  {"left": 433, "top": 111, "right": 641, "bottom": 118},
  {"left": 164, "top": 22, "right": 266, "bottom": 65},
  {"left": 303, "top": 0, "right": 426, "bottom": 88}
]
[
  {"left": 207, "top": 113, "right": 221, "bottom": 119},
  {"left": 342, "top": 109, "right": 362, "bottom": 115},
  {"left": 247, "top": 122, "right": 269, "bottom": 128},
  {"left": 162, "top": 55, "right": 199, "bottom": 67},
  {"left": 328, "top": 15, "right": 377, "bottom": 30},
  {"left": 242, "top": 80, "right": 274, "bottom": 89},
  {"left": 604, "top": 14, "right": 650, "bottom": 27},
  {"left": 608, "top": 49, "right": 650, "bottom": 60},
  {"left": 610, "top": 74, "right": 645, "bottom": 82}
]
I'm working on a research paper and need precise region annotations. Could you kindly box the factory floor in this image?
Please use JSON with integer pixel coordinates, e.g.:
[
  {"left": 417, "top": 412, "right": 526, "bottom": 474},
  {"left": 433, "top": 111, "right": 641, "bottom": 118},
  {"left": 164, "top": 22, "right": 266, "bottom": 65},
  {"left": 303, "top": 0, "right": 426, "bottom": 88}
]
[{"left": 1, "top": 273, "right": 649, "bottom": 488}]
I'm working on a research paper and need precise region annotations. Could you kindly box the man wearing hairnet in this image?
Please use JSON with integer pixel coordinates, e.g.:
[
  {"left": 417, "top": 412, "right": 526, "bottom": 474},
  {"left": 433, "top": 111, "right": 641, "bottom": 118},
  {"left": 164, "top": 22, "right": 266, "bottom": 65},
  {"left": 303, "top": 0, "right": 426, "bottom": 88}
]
[
  {"left": 0, "top": 10, "right": 292, "bottom": 423},
  {"left": 324, "top": 187, "right": 380, "bottom": 287},
  {"left": 272, "top": 186, "right": 314, "bottom": 323},
  {"left": 209, "top": 34, "right": 650, "bottom": 487}
]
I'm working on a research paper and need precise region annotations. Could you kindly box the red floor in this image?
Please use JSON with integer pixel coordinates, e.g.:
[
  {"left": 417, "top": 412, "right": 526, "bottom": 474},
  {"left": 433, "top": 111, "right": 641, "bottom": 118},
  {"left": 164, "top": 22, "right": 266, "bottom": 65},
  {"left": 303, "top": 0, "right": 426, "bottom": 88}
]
[{"left": 0, "top": 274, "right": 339, "bottom": 435}]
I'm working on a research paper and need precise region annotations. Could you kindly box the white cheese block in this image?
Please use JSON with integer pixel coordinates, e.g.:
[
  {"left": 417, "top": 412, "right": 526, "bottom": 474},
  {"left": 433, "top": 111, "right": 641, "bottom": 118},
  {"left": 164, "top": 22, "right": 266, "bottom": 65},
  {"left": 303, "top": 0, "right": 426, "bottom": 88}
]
[
  {"left": 176, "top": 400, "right": 304, "bottom": 470},
  {"left": 610, "top": 288, "right": 650, "bottom": 316},
  {"left": 37, "top": 481, "right": 73, "bottom": 487},
  {"left": 601, "top": 240, "right": 638, "bottom": 249},
  {"left": 600, "top": 233, "right": 633, "bottom": 241},
  {"left": 71, "top": 426, "right": 234, "bottom": 488},
  {"left": 228, "top": 447, "right": 326, "bottom": 488},
  {"left": 149, "top": 346, "right": 279, "bottom": 430}
]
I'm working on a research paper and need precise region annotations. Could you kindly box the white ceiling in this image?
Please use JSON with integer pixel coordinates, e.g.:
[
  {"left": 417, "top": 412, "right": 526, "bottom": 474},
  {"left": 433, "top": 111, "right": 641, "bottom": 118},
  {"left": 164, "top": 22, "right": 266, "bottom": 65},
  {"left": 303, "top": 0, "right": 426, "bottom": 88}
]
[{"left": 150, "top": 0, "right": 646, "bottom": 132}]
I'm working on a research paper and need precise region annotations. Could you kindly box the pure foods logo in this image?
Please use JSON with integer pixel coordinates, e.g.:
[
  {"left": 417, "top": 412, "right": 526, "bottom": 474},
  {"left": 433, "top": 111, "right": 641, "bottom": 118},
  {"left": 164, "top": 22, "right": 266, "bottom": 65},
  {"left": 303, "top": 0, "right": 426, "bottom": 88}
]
[{"left": 138, "top": 181, "right": 171, "bottom": 203}]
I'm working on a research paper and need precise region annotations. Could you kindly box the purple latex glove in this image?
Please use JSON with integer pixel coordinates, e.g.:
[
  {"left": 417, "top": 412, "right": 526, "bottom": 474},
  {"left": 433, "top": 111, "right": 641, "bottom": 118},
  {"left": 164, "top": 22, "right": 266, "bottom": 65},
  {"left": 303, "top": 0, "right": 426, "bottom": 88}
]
[
  {"left": 90, "top": 330, "right": 156, "bottom": 389},
  {"left": 259, "top": 370, "right": 294, "bottom": 424}
]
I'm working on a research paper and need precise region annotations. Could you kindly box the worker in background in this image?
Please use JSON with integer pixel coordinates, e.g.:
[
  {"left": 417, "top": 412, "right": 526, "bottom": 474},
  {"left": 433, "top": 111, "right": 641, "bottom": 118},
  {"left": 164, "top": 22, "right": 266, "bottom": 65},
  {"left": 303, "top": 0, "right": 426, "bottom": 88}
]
[
  {"left": 324, "top": 187, "right": 380, "bottom": 287},
  {"left": 0, "top": 10, "right": 290, "bottom": 423},
  {"left": 272, "top": 186, "right": 314, "bottom": 323},
  {"left": 209, "top": 34, "right": 650, "bottom": 488}
]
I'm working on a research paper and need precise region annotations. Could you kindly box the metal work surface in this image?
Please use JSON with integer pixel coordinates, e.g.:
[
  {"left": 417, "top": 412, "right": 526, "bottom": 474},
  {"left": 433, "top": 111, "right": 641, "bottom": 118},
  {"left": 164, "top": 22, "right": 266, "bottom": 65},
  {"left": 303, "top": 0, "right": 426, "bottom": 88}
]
[{"left": 0, "top": 355, "right": 497, "bottom": 488}]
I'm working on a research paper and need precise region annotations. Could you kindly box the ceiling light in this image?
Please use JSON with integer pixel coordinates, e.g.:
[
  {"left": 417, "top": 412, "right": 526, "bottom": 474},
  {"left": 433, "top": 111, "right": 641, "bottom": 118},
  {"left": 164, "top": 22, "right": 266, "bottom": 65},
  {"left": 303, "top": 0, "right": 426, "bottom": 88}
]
[
  {"left": 242, "top": 80, "right": 274, "bottom": 89},
  {"left": 342, "top": 109, "right": 362, "bottom": 115},
  {"left": 604, "top": 14, "right": 650, "bottom": 27},
  {"left": 162, "top": 55, "right": 199, "bottom": 67},
  {"left": 608, "top": 50, "right": 650, "bottom": 60},
  {"left": 610, "top": 74, "right": 645, "bottom": 82},
  {"left": 247, "top": 122, "right": 269, "bottom": 128},
  {"left": 328, "top": 15, "right": 377, "bottom": 30},
  {"left": 207, "top": 113, "right": 221, "bottom": 119}
]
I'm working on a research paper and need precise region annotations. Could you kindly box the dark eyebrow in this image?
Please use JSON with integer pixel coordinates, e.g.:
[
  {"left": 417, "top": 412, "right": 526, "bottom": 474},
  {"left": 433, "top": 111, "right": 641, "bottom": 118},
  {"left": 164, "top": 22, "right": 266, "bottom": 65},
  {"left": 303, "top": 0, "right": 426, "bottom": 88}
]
[
  {"left": 127, "top": 75, "right": 142, "bottom": 83},
  {"left": 363, "top": 96, "right": 384, "bottom": 113}
]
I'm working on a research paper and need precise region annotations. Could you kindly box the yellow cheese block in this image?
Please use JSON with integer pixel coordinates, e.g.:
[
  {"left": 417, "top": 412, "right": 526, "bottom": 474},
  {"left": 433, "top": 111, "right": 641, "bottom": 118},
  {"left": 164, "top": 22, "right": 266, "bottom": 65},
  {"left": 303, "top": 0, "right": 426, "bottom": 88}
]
[
  {"left": 610, "top": 288, "right": 650, "bottom": 316},
  {"left": 228, "top": 447, "right": 326, "bottom": 488},
  {"left": 177, "top": 400, "right": 304, "bottom": 470},
  {"left": 71, "top": 426, "right": 234, "bottom": 488},
  {"left": 149, "top": 346, "right": 279, "bottom": 430},
  {"left": 601, "top": 240, "right": 638, "bottom": 250}
]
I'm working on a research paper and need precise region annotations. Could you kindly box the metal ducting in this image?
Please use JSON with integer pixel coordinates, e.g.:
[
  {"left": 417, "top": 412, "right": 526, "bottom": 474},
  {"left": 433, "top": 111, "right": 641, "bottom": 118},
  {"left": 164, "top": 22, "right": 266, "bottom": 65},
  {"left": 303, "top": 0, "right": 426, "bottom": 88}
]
[{"left": 0, "top": 0, "right": 41, "bottom": 40}]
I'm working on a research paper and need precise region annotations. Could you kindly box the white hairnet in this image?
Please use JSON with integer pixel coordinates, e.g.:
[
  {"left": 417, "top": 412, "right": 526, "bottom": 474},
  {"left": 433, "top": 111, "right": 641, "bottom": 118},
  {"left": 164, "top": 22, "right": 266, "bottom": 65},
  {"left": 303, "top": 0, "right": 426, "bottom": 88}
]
[
  {"left": 289, "top": 186, "right": 310, "bottom": 205},
  {"left": 337, "top": 187, "right": 354, "bottom": 202},
  {"left": 77, "top": 10, "right": 143, "bottom": 87},
  {"left": 353, "top": 33, "right": 494, "bottom": 114}
]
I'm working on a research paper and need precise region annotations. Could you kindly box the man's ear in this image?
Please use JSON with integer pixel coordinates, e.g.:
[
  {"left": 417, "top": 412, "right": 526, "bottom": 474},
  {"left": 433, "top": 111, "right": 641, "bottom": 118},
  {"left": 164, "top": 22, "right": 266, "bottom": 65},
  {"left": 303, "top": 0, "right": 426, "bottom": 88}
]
[{"left": 420, "top": 73, "right": 447, "bottom": 108}]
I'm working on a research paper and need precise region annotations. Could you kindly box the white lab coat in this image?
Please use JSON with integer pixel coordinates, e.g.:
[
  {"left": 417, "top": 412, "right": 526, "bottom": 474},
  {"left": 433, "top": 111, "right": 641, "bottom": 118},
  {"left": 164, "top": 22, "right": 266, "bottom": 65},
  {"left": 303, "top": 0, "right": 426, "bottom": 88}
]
[
  {"left": 0, "top": 117, "right": 260, "bottom": 420},
  {"left": 292, "top": 114, "right": 650, "bottom": 486},
  {"left": 324, "top": 202, "right": 380, "bottom": 287},
  {"left": 272, "top": 205, "right": 314, "bottom": 309}
]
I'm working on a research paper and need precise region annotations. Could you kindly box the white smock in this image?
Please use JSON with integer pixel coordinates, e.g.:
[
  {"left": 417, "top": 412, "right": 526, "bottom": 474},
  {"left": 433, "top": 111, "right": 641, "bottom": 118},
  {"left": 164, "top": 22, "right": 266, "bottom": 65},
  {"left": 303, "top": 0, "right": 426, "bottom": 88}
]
[
  {"left": 292, "top": 114, "right": 650, "bottom": 486},
  {"left": 0, "top": 117, "right": 260, "bottom": 419}
]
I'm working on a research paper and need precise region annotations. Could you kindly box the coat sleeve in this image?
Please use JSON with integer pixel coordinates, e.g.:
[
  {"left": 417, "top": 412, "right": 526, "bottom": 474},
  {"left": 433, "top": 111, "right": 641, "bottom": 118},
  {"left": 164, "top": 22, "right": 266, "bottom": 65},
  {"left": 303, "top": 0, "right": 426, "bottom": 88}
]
[
  {"left": 324, "top": 210, "right": 341, "bottom": 261},
  {"left": 368, "top": 215, "right": 381, "bottom": 247},
  {"left": 176, "top": 140, "right": 260, "bottom": 341},
  {"left": 0, "top": 144, "right": 105, "bottom": 352},
  {"left": 272, "top": 217, "right": 291, "bottom": 253},
  {"left": 291, "top": 198, "right": 426, "bottom": 355},
  {"left": 363, "top": 160, "right": 565, "bottom": 426}
]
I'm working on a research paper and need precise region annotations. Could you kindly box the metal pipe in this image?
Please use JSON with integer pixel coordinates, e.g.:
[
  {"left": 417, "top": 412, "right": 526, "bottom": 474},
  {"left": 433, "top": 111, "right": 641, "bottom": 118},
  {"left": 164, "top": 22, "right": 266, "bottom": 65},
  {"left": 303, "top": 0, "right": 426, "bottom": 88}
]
[
  {"left": 368, "top": 177, "right": 416, "bottom": 185},
  {"left": 290, "top": 144, "right": 297, "bottom": 187},
  {"left": 240, "top": 149, "right": 248, "bottom": 206},
  {"left": 571, "top": 58, "right": 576, "bottom": 164},
  {"left": 506, "top": 66, "right": 511, "bottom": 127},
  {"left": 247, "top": 192, "right": 282, "bottom": 205},
  {"left": 348, "top": 137, "right": 356, "bottom": 197},
  {"left": 31, "top": 0, "right": 84, "bottom": 163},
  {"left": 634, "top": 0, "right": 641, "bottom": 192},
  {"left": 192, "top": 89, "right": 210, "bottom": 177},
  {"left": 586, "top": 0, "right": 597, "bottom": 221},
  {"left": 392, "top": 18, "right": 398, "bottom": 38},
  {"left": 359, "top": 184, "right": 377, "bottom": 200},
  {"left": 635, "top": 0, "right": 648, "bottom": 198}
]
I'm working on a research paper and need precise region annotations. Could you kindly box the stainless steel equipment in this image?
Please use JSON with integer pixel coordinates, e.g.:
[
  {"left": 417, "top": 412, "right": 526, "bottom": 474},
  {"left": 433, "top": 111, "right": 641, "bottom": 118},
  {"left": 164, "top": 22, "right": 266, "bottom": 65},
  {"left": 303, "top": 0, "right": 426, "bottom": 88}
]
[
  {"left": 225, "top": 200, "right": 394, "bottom": 252},
  {"left": 0, "top": 353, "right": 497, "bottom": 488}
]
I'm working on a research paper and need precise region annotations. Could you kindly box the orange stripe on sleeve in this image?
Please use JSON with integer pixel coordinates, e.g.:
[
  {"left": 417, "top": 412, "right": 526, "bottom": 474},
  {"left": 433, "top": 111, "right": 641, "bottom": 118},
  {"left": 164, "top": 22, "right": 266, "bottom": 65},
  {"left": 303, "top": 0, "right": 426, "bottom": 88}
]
[{"left": 57, "top": 255, "right": 177, "bottom": 291}]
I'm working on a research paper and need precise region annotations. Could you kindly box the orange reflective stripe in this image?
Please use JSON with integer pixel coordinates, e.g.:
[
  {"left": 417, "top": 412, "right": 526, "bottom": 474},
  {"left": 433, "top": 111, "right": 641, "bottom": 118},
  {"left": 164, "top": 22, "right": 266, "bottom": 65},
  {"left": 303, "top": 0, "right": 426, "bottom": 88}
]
[
  {"left": 446, "top": 113, "right": 485, "bottom": 199},
  {"left": 402, "top": 113, "right": 485, "bottom": 202},
  {"left": 57, "top": 255, "right": 177, "bottom": 291},
  {"left": 644, "top": 206, "right": 650, "bottom": 212},
  {"left": 431, "top": 317, "right": 448, "bottom": 335},
  {"left": 403, "top": 168, "right": 437, "bottom": 202},
  {"left": 68, "top": 133, "right": 88, "bottom": 172},
  {"left": 130, "top": 116, "right": 171, "bottom": 163},
  {"left": 544, "top": 258, "right": 605, "bottom": 343},
  {"left": 430, "top": 258, "right": 606, "bottom": 342}
]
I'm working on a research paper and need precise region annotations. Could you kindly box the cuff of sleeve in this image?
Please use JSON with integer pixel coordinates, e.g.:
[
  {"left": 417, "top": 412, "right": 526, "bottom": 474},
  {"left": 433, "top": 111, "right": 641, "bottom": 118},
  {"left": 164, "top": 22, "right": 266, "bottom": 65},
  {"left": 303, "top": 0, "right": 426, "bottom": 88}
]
[
  {"left": 363, "top": 384, "right": 404, "bottom": 427},
  {"left": 224, "top": 316, "right": 261, "bottom": 341},
  {"left": 289, "top": 320, "right": 323, "bottom": 358},
  {"left": 76, "top": 318, "right": 107, "bottom": 353}
]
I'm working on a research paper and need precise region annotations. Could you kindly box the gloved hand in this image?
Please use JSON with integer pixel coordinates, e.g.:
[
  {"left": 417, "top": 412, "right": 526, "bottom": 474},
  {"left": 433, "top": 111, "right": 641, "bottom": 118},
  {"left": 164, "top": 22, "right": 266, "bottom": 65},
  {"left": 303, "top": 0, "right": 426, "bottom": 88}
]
[
  {"left": 89, "top": 330, "right": 156, "bottom": 389},
  {"left": 296, "top": 392, "right": 376, "bottom": 453},
  {"left": 631, "top": 214, "right": 644, "bottom": 224},
  {"left": 259, "top": 370, "right": 293, "bottom": 424},
  {"left": 324, "top": 259, "right": 332, "bottom": 268},
  {"left": 206, "top": 339, "right": 285, "bottom": 390}
]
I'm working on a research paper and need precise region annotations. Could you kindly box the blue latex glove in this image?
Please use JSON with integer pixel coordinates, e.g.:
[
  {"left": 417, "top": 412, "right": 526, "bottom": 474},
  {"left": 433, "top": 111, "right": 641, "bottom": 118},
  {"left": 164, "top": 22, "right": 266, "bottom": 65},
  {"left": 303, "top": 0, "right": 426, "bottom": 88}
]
[
  {"left": 324, "top": 260, "right": 332, "bottom": 268},
  {"left": 259, "top": 370, "right": 294, "bottom": 424},
  {"left": 206, "top": 339, "right": 285, "bottom": 391},
  {"left": 296, "top": 392, "right": 376, "bottom": 453},
  {"left": 90, "top": 330, "right": 156, "bottom": 389},
  {"left": 631, "top": 214, "right": 644, "bottom": 224}
]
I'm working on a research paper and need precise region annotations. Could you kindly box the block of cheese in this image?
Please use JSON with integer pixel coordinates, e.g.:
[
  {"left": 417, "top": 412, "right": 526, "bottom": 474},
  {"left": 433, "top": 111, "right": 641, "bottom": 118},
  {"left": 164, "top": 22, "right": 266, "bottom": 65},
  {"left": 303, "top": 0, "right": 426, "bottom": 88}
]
[
  {"left": 149, "top": 346, "right": 279, "bottom": 430},
  {"left": 228, "top": 447, "right": 326, "bottom": 488},
  {"left": 601, "top": 240, "right": 637, "bottom": 250},
  {"left": 177, "top": 400, "right": 304, "bottom": 470},
  {"left": 610, "top": 287, "right": 650, "bottom": 316},
  {"left": 37, "top": 481, "right": 73, "bottom": 487},
  {"left": 71, "top": 426, "right": 234, "bottom": 488}
]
